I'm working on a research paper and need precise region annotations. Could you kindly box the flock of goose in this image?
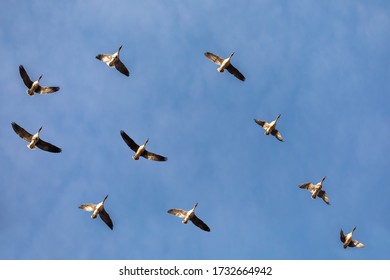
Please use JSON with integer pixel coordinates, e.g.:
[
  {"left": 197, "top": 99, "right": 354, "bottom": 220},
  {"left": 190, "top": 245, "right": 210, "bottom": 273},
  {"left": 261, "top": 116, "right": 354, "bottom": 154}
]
[{"left": 12, "top": 46, "right": 364, "bottom": 250}]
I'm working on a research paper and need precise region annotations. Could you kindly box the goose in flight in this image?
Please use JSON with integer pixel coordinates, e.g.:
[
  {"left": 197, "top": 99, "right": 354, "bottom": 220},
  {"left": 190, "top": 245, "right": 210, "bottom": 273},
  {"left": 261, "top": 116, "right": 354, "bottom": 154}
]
[
  {"left": 340, "top": 226, "right": 365, "bottom": 249},
  {"left": 204, "top": 51, "right": 245, "bottom": 81},
  {"left": 96, "top": 45, "right": 130, "bottom": 76},
  {"left": 168, "top": 202, "right": 210, "bottom": 232},
  {"left": 254, "top": 114, "right": 283, "bottom": 142},
  {"left": 11, "top": 122, "right": 61, "bottom": 153},
  {"left": 299, "top": 176, "right": 330, "bottom": 205},
  {"left": 79, "top": 194, "right": 113, "bottom": 230},
  {"left": 120, "top": 130, "right": 167, "bottom": 161},
  {"left": 19, "top": 65, "right": 60, "bottom": 96}
]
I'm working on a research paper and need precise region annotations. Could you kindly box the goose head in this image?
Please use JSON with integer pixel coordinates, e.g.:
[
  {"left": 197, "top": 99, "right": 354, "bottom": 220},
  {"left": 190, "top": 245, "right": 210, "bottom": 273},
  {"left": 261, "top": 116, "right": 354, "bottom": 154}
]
[
  {"left": 38, "top": 75, "right": 43, "bottom": 82},
  {"left": 230, "top": 51, "right": 235, "bottom": 58}
]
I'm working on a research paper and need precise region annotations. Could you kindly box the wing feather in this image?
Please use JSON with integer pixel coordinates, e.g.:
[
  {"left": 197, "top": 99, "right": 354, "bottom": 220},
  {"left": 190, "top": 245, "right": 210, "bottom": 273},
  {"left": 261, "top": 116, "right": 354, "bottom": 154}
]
[
  {"left": 11, "top": 122, "right": 33, "bottom": 142},
  {"left": 114, "top": 59, "right": 130, "bottom": 76},
  {"left": 167, "top": 209, "right": 187, "bottom": 218},
  {"left": 79, "top": 204, "right": 97, "bottom": 212},
  {"left": 120, "top": 130, "right": 140, "bottom": 153},
  {"left": 19, "top": 65, "right": 33, "bottom": 88},
  {"left": 204, "top": 52, "right": 224, "bottom": 65},
  {"left": 226, "top": 64, "right": 245, "bottom": 81},
  {"left": 99, "top": 208, "right": 113, "bottom": 230},
  {"left": 36, "top": 139, "right": 62, "bottom": 153},
  {"left": 191, "top": 215, "right": 211, "bottom": 232}
]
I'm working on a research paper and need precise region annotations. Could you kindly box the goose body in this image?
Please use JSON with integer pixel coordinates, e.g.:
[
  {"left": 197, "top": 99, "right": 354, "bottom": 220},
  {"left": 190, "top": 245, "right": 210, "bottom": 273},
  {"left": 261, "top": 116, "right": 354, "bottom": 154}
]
[
  {"left": 96, "top": 45, "right": 130, "bottom": 76},
  {"left": 79, "top": 194, "right": 113, "bottom": 230},
  {"left": 19, "top": 65, "right": 60, "bottom": 96},
  {"left": 11, "top": 122, "right": 62, "bottom": 153},
  {"left": 120, "top": 130, "right": 167, "bottom": 161},
  {"left": 204, "top": 51, "right": 245, "bottom": 81},
  {"left": 340, "top": 226, "right": 365, "bottom": 249},
  {"left": 168, "top": 202, "right": 210, "bottom": 232},
  {"left": 254, "top": 114, "right": 283, "bottom": 141},
  {"left": 299, "top": 176, "right": 329, "bottom": 205}
]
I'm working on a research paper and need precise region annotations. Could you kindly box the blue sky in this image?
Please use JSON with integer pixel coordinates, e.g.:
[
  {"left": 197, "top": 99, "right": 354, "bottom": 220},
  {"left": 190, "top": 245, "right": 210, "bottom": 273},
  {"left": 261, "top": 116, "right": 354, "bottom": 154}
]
[{"left": 1, "top": 0, "right": 389, "bottom": 260}]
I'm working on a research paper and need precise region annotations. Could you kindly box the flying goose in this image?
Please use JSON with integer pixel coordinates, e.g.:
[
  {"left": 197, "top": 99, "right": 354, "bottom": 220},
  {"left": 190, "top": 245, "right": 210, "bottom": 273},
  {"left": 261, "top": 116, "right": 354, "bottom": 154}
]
[
  {"left": 254, "top": 114, "right": 283, "bottom": 142},
  {"left": 168, "top": 202, "right": 210, "bottom": 232},
  {"left": 11, "top": 122, "right": 62, "bottom": 153},
  {"left": 96, "top": 45, "right": 130, "bottom": 76},
  {"left": 19, "top": 65, "right": 60, "bottom": 96},
  {"left": 204, "top": 51, "right": 245, "bottom": 81},
  {"left": 340, "top": 226, "right": 365, "bottom": 249},
  {"left": 79, "top": 194, "right": 113, "bottom": 230},
  {"left": 299, "top": 176, "right": 330, "bottom": 205},
  {"left": 120, "top": 130, "right": 167, "bottom": 161}
]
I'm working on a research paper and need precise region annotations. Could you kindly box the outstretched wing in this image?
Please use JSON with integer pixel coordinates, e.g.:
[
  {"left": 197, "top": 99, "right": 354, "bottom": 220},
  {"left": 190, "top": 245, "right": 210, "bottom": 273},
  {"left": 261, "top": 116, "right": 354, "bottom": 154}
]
[
  {"left": 191, "top": 215, "right": 211, "bottom": 232},
  {"left": 340, "top": 229, "right": 346, "bottom": 243},
  {"left": 37, "top": 86, "right": 60, "bottom": 94},
  {"left": 11, "top": 122, "right": 33, "bottom": 142},
  {"left": 317, "top": 190, "right": 330, "bottom": 205},
  {"left": 271, "top": 129, "right": 283, "bottom": 142},
  {"left": 204, "top": 52, "right": 224, "bottom": 65},
  {"left": 79, "top": 203, "right": 97, "bottom": 212},
  {"left": 143, "top": 150, "right": 167, "bottom": 161},
  {"left": 349, "top": 240, "right": 364, "bottom": 248},
  {"left": 99, "top": 209, "right": 113, "bottom": 230},
  {"left": 226, "top": 64, "right": 245, "bottom": 81},
  {"left": 36, "top": 139, "right": 62, "bottom": 153},
  {"left": 299, "top": 182, "right": 316, "bottom": 192},
  {"left": 120, "top": 130, "right": 140, "bottom": 153},
  {"left": 96, "top": 54, "right": 113, "bottom": 63},
  {"left": 114, "top": 59, "right": 130, "bottom": 77},
  {"left": 167, "top": 209, "right": 187, "bottom": 218},
  {"left": 19, "top": 65, "right": 33, "bottom": 88}
]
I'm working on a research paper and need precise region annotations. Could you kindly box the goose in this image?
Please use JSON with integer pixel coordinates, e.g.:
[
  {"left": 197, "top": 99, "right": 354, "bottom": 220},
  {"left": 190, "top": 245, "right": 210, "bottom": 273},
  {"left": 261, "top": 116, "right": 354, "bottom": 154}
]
[
  {"left": 11, "top": 122, "right": 61, "bottom": 153},
  {"left": 299, "top": 176, "right": 330, "bottom": 205},
  {"left": 254, "top": 114, "right": 283, "bottom": 142},
  {"left": 204, "top": 51, "right": 245, "bottom": 81},
  {"left": 168, "top": 202, "right": 210, "bottom": 232},
  {"left": 19, "top": 65, "right": 60, "bottom": 96},
  {"left": 96, "top": 45, "right": 130, "bottom": 76},
  {"left": 79, "top": 194, "right": 113, "bottom": 230},
  {"left": 340, "top": 226, "right": 365, "bottom": 249},
  {"left": 120, "top": 130, "right": 167, "bottom": 161}
]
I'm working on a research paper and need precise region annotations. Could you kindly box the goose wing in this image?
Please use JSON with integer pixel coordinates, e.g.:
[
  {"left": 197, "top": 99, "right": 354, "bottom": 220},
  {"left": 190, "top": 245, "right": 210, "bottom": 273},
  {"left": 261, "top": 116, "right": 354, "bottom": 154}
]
[
  {"left": 299, "top": 182, "right": 316, "bottom": 192},
  {"left": 11, "top": 122, "right": 33, "bottom": 142},
  {"left": 79, "top": 203, "right": 97, "bottom": 212},
  {"left": 36, "top": 139, "right": 62, "bottom": 153},
  {"left": 19, "top": 65, "right": 33, "bottom": 88},
  {"left": 120, "top": 130, "right": 140, "bottom": 153},
  {"left": 99, "top": 208, "right": 113, "bottom": 230},
  {"left": 317, "top": 190, "right": 330, "bottom": 205},
  {"left": 191, "top": 214, "right": 211, "bottom": 232},
  {"left": 270, "top": 129, "right": 283, "bottom": 142},
  {"left": 349, "top": 240, "right": 365, "bottom": 248},
  {"left": 226, "top": 64, "right": 245, "bottom": 81},
  {"left": 254, "top": 119, "right": 266, "bottom": 128},
  {"left": 167, "top": 209, "right": 187, "bottom": 218},
  {"left": 37, "top": 86, "right": 60, "bottom": 94},
  {"left": 204, "top": 52, "right": 224, "bottom": 65},
  {"left": 96, "top": 54, "right": 113, "bottom": 63},
  {"left": 142, "top": 150, "right": 167, "bottom": 161},
  {"left": 114, "top": 59, "right": 130, "bottom": 77},
  {"left": 340, "top": 229, "right": 346, "bottom": 243}
]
